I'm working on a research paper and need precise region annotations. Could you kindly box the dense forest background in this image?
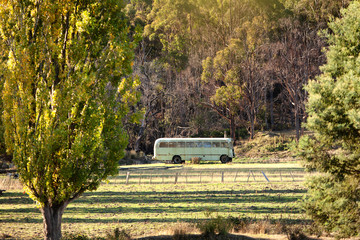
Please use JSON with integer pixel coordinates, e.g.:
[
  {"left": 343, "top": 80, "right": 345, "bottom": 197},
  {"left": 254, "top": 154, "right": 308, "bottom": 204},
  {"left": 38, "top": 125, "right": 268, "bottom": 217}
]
[
  {"left": 0, "top": 0, "right": 351, "bottom": 156},
  {"left": 123, "top": 0, "right": 350, "bottom": 154}
]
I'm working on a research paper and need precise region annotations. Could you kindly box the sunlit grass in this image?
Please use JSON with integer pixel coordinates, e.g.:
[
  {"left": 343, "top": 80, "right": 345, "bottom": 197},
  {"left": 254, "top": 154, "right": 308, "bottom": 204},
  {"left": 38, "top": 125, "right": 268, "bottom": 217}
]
[{"left": 0, "top": 163, "right": 309, "bottom": 239}]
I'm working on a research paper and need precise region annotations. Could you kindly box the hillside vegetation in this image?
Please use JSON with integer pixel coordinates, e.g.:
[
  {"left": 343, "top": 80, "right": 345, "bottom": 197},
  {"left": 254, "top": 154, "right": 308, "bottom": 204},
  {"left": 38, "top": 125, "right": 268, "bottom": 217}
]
[{"left": 234, "top": 131, "right": 298, "bottom": 163}]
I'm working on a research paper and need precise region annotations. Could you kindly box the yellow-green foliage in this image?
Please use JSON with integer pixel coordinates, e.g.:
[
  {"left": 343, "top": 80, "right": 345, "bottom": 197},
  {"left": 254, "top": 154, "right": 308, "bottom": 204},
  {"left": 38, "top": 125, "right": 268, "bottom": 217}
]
[{"left": 0, "top": 0, "right": 140, "bottom": 235}]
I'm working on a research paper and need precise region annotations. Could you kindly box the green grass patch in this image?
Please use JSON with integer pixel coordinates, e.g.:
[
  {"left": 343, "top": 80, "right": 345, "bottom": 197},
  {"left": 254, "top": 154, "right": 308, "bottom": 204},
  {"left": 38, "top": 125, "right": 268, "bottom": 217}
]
[{"left": 0, "top": 163, "right": 309, "bottom": 239}]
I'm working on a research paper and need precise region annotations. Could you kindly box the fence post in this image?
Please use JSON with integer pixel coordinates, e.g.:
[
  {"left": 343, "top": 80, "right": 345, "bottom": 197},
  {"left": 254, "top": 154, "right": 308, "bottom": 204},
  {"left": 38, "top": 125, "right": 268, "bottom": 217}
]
[
  {"left": 221, "top": 172, "right": 224, "bottom": 183},
  {"left": 247, "top": 171, "right": 251, "bottom": 182},
  {"left": 126, "top": 172, "right": 130, "bottom": 185},
  {"left": 262, "top": 171, "right": 270, "bottom": 182},
  {"left": 200, "top": 172, "right": 202, "bottom": 183},
  {"left": 234, "top": 171, "right": 238, "bottom": 182},
  {"left": 290, "top": 172, "right": 295, "bottom": 181},
  {"left": 174, "top": 172, "right": 178, "bottom": 184},
  {"left": 139, "top": 173, "right": 142, "bottom": 185},
  {"left": 251, "top": 171, "right": 256, "bottom": 181},
  {"left": 280, "top": 171, "right": 282, "bottom": 182}
]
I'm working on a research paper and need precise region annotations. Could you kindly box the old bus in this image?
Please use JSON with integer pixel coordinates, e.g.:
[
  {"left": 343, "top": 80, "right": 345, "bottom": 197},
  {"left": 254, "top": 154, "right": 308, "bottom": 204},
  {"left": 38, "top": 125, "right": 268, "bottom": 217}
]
[{"left": 153, "top": 138, "right": 234, "bottom": 164}]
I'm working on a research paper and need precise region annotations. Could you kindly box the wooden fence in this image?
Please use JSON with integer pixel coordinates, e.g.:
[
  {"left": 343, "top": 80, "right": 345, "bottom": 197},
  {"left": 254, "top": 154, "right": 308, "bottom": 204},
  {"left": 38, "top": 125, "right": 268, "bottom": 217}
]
[{"left": 108, "top": 170, "right": 306, "bottom": 185}]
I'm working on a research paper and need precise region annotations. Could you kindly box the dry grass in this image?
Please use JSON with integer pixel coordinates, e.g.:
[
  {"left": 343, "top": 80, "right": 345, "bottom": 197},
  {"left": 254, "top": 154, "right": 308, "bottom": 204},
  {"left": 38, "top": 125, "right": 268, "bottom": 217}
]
[
  {"left": 170, "top": 222, "right": 199, "bottom": 239},
  {"left": 234, "top": 131, "right": 297, "bottom": 162},
  {"left": 0, "top": 175, "right": 22, "bottom": 190}
]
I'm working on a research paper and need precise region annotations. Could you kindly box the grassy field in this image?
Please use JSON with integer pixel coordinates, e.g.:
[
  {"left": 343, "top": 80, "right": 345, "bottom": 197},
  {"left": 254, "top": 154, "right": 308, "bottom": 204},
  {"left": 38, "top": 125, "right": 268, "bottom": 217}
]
[{"left": 0, "top": 162, "right": 312, "bottom": 239}]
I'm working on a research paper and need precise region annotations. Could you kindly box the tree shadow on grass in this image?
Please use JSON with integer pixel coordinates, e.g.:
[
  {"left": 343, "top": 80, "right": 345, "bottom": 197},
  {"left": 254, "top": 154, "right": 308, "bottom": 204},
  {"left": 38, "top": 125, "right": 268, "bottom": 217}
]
[
  {"left": 135, "top": 233, "right": 321, "bottom": 240},
  {"left": 60, "top": 217, "right": 310, "bottom": 225},
  {"left": 0, "top": 207, "right": 39, "bottom": 214},
  {"left": 1, "top": 189, "right": 305, "bottom": 224},
  {"left": 135, "top": 233, "right": 275, "bottom": 240},
  {"left": 0, "top": 216, "right": 42, "bottom": 223},
  {"left": 64, "top": 204, "right": 302, "bottom": 216},
  {"left": 76, "top": 189, "right": 306, "bottom": 205},
  {"left": 0, "top": 191, "right": 34, "bottom": 205},
  {"left": 2, "top": 188, "right": 307, "bottom": 228}
]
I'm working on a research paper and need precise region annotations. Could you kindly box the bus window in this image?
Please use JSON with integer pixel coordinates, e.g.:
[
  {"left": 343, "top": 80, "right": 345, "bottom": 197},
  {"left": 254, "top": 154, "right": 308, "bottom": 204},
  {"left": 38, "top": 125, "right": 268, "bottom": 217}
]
[
  {"left": 159, "top": 142, "right": 168, "bottom": 148},
  {"left": 220, "top": 142, "right": 228, "bottom": 148},
  {"left": 212, "top": 142, "right": 220, "bottom": 148},
  {"left": 195, "top": 142, "right": 203, "bottom": 148},
  {"left": 186, "top": 142, "right": 195, "bottom": 148},
  {"left": 203, "top": 142, "right": 211, "bottom": 148},
  {"left": 178, "top": 142, "right": 185, "bottom": 148},
  {"left": 168, "top": 142, "right": 177, "bottom": 148}
]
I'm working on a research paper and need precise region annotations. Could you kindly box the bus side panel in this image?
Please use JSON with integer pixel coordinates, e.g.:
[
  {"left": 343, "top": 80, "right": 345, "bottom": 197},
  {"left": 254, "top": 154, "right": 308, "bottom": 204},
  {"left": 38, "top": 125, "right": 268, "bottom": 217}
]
[
  {"left": 183, "top": 142, "right": 199, "bottom": 160},
  {"left": 170, "top": 142, "right": 185, "bottom": 160},
  {"left": 154, "top": 142, "right": 186, "bottom": 161},
  {"left": 154, "top": 147, "right": 168, "bottom": 161},
  {"left": 154, "top": 141, "right": 170, "bottom": 161},
  {"left": 202, "top": 142, "right": 228, "bottom": 161}
]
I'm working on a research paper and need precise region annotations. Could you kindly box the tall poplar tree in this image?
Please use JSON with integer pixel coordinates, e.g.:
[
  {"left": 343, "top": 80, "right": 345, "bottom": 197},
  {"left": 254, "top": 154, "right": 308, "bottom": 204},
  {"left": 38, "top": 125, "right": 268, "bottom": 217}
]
[{"left": 0, "top": 1, "right": 140, "bottom": 239}]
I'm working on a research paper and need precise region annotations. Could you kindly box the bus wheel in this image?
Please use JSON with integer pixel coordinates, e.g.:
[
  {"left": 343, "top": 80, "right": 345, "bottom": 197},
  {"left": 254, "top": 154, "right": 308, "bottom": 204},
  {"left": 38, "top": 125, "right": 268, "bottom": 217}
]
[
  {"left": 220, "top": 155, "right": 229, "bottom": 164},
  {"left": 172, "top": 155, "right": 182, "bottom": 164}
]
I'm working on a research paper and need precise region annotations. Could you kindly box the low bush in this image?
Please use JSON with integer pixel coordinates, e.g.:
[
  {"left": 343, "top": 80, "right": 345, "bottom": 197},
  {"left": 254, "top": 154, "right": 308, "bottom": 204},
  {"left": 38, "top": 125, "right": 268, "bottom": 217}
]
[
  {"left": 63, "top": 228, "right": 131, "bottom": 240},
  {"left": 190, "top": 157, "right": 201, "bottom": 164},
  {"left": 105, "top": 228, "right": 131, "bottom": 240},
  {"left": 285, "top": 226, "right": 309, "bottom": 240},
  {"left": 63, "top": 233, "right": 91, "bottom": 240},
  {"left": 197, "top": 215, "right": 233, "bottom": 237},
  {"left": 172, "top": 229, "right": 188, "bottom": 240}
]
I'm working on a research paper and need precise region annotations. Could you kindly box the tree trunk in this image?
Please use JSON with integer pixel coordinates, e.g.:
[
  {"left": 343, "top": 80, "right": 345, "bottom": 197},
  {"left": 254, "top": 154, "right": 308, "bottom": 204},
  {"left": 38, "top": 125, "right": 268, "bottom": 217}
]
[
  {"left": 295, "top": 110, "right": 300, "bottom": 141},
  {"left": 230, "top": 116, "right": 236, "bottom": 144},
  {"left": 41, "top": 204, "right": 67, "bottom": 240},
  {"left": 270, "top": 88, "right": 274, "bottom": 130},
  {"left": 247, "top": 107, "right": 256, "bottom": 139},
  {"left": 295, "top": 103, "right": 300, "bottom": 142},
  {"left": 249, "top": 119, "right": 255, "bottom": 139},
  {"left": 135, "top": 117, "right": 147, "bottom": 153}
]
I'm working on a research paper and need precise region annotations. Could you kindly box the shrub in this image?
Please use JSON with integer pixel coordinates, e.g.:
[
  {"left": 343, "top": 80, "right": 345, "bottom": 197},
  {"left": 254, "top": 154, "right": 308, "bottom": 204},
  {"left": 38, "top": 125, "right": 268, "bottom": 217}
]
[
  {"left": 285, "top": 226, "right": 309, "bottom": 240},
  {"left": 190, "top": 157, "right": 201, "bottom": 164},
  {"left": 197, "top": 215, "right": 233, "bottom": 237},
  {"left": 302, "top": 175, "right": 360, "bottom": 239},
  {"left": 62, "top": 233, "right": 91, "bottom": 240},
  {"left": 63, "top": 228, "right": 131, "bottom": 240},
  {"left": 105, "top": 228, "right": 131, "bottom": 240},
  {"left": 229, "top": 216, "right": 288, "bottom": 235},
  {"left": 172, "top": 229, "right": 188, "bottom": 240}
]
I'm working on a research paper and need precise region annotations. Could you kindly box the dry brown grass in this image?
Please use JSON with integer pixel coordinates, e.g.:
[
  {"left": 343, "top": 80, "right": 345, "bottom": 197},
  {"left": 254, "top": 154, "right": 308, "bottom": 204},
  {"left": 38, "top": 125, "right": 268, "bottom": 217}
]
[
  {"left": 234, "top": 131, "right": 297, "bottom": 162},
  {"left": 0, "top": 175, "right": 22, "bottom": 190}
]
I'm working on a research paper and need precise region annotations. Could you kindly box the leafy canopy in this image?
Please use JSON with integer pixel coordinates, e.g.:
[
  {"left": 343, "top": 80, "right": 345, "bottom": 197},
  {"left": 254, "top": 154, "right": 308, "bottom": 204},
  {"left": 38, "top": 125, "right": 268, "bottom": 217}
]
[{"left": 0, "top": 0, "right": 140, "bottom": 207}]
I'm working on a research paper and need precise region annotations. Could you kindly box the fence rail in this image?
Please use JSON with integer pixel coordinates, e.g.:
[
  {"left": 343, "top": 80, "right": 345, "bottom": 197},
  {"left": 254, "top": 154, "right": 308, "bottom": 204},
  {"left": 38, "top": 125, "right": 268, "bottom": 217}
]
[
  {"left": 0, "top": 170, "right": 307, "bottom": 189},
  {"left": 109, "top": 170, "right": 306, "bottom": 185}
]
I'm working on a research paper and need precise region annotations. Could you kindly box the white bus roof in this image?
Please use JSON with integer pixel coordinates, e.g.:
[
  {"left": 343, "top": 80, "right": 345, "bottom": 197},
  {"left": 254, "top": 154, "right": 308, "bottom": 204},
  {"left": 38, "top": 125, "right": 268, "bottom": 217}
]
[{"left": 155, "top": 138, "right": 232, "bottom": 142}]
